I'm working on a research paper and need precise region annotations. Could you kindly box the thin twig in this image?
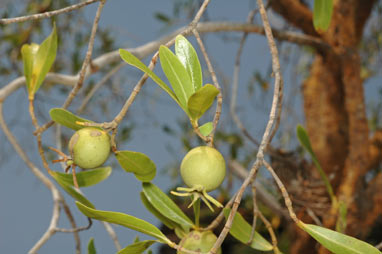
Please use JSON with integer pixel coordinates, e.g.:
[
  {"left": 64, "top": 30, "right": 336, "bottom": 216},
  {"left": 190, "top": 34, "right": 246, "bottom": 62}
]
[
  {"left": 263, "top": 160, "right": 298, "bottom": 222},
  {"left": 203, "top": 193, "right": 236, "bottom": 231},
  {"left": 191, "top": 120, "right": 210, "bottom": 143},
  {"left": 257, "top": 207, "right": 280, "bottom": 254},
  {"left": 38, "top": 0, "right": 106, "bottom": 133},
  {"left": 62, "top": 0, "right": 106, "bottom": 109},
  {"left": 60, "top": 201, "right": 81, "bottom": 254},
  {"left": 192, "top": 29, "right": 222, "bottom": 146},
  {"left": 210, "top": 0, "right": 284, "bottom": 252},
  {"left": 101, "top": 0, "right": 212, "bottom": 146},
  {"left": 102, "top": 222, "right": 122, "bottom": 251},
  {"left": 0, "top": 21, "right": 326, "bottom": 117},
  {"left": 0, "top": 102, "right": 71, "bottom": 253},
  {"left": 55, "top": 218, "right": 92, "bottom": 233},
  {"left": 28, "top": 188, "right": 61, "bottom": 254},
  {"left": 230, "top": 9, "right": 261, "bottom": 147},
  {"left": 0, "top": 0, "right": 99, "bottom": 25},
  {"left": 306, "top": 208, "right": 322, "bottom": 226},
  {"left": 77, "top": 62, "right": 125, "bottom": 114},
  {"left": 248, "top": 183, "right": 259, "bottom": 244},
  {"left": 375, "top": 241, "right": 382, "bottom": 250},
  {"left": 229, "top": 159, "right": 289, "bottom": 219},
  {"left": 30, "top": 90, "right": 83, "bottom": 253}
]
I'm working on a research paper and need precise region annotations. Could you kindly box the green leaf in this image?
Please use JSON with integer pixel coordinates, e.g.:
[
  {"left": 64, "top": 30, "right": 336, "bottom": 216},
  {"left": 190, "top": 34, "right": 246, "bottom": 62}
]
[
  {"left": 187, "top": 84, "right": 219, "bottom": 120},
  {"left": 140, "top": 192, "right": 179, "bottom": 230},
  {"left": 142, "top": 183, "right": 194, "bottom": 230},
  {"left": 223, "top": 208, "right": 273, "bottom": 251},
  {"left": 159, "top": 45, "right": 193, "bottom": 110},
  {"left": 296, "top": 125, "right": 336, "bottom": 202},
  {"left": 115, "top": 151, "right": 156, "bottom": 182},
  {"left": 75, "top": 202, "right": 170, "bottom": 244},
  {"left": 313, "top": 0, "right": 333, "bottom": 32},
  {"left": 49, "top": 108, "right": 95, "bottom": 131},
  {"left": 33, "top": 23, "right": 57, "bottom": 94},
  {"left": 298, "top": 221, "right": 380, "bottom": 254},
  {"left": 199, "top": 122, "right": 213, "bottom": 136},
  {"left": 51, "top": 167, "right": 111, "bottom": 188},
  {"left": 119, "top": 49, "right": 182, "bottom": 109},
  {"left": 21, "top": 24, "right": 57, "bottom": 99},
  {"left": 21, "top": 43, "right": 39, "bottom": 95},
  {"left": 52, "top": 175, "right": 95, "bottom": 208},
  {"left": 175, "top": 35, "right": 202, "bottom": 92},
  {"left": 118, "top": 240, "right": 157, "bottom": 254},
  {"left": 87, "top": 238, "right": 96, "bottom": 254}
]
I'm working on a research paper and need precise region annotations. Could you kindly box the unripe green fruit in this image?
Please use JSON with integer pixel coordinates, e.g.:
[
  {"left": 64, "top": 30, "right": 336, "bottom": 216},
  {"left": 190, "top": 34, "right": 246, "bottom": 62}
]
[
  {"left": 180, "top": 146, "right": 226, "bottom": 192},
  {"left": 69, "top": 127, "right": 110, "bottom": 169},
  {"left": 178, "top": 230, "right": 221, "bottom": 254}
]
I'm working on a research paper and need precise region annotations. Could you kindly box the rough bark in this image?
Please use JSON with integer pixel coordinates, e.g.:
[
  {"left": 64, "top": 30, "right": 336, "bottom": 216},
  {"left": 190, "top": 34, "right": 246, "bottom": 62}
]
[{"left": 271, "top": 0, "right": 378, "bottom": 253}]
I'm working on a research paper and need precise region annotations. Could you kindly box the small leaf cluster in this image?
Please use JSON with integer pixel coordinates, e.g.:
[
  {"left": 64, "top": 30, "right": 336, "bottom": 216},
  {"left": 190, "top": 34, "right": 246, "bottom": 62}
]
[
  {"left": 120, "top": 35, "right": 219, "bottom": 136},
  {"left": 21, "top": 24, "right": 57, "bottom": 99}
]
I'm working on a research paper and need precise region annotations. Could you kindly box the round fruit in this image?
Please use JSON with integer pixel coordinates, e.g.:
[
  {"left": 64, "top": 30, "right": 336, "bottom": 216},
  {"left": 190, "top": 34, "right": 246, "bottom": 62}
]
[
  {"left": 68, "top": 127, "right": 110, "bottom": 169},
  {"left": 180, "top": 146, "right": 226, "bottom": 192},
  {"left": 178, "top": 230, "right": 221, "bottom": 254}
]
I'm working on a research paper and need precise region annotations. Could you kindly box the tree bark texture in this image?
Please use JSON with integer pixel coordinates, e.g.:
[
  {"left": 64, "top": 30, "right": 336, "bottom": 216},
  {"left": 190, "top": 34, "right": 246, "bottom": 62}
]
[{"left": 271, "top": 0, "right": 379, "bottom": 253}]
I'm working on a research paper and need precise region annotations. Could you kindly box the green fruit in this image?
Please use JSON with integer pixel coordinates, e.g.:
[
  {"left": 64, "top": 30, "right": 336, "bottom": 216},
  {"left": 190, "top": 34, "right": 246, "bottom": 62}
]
[
  {"left": 69, "top": 127, "right": 110, "bottom": 169},
  {"left": 178, "top": 230, "right": 221, "bottom": 254},
  {"left": 180, "top": 146, "right": 226, "bottom": 192}
]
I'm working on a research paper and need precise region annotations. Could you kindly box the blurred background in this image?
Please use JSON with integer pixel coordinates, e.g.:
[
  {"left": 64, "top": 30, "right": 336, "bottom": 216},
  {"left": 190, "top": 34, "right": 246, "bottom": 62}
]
[{"left": 0, "top": 0, "right": 381, "bottom": 253}]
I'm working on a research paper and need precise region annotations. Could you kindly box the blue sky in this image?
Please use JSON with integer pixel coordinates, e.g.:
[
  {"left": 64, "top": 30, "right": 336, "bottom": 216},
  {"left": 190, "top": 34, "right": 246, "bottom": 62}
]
[{"left": 0, "top": 1, "right": 380, "bottom": 253}]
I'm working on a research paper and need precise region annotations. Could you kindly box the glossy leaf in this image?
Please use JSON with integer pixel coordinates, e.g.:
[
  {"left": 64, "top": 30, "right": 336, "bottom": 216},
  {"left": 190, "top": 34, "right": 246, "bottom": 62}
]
[
  {"left": 140, "top": 192, "right": 179, "bottom": 230},
  {"left": 118, "top": 240, "right": 156, "bottom": 254},
  {"left": 33, "top": 24, "right": 57, "bottom": 94},
  {"left": 51, "top": 167, "right": 111, "bottom": 188},
  {"left": 52, "top": 175, "right": 95, "bottom": 208},
  {"left": 296, "top": 125, "right": 335, "bottom": 202},
  {"left": 21, "top": 43, "right": 39, "bottom": 95},
  {"left": 187, "top": 84, "right": 219, "bottom": 120},
  {"left": 87, "top": 238, "right": 96, "bottom": 254},
  {"left": 159, "top": 45, "right": 193, "bottom": 110},
  {"left": 223, "top": 208, "right": 273, "bottom": 251},
  {"left": 199, "top": 122, "right": 213, "bottom": 136},
  {"left": 49, "top": 108, "right": 95, "bottom": 131},
  {"left": 175, "top": 35, "right": 202, "bottom": 92},
  {"left": 76, "top": 202, "right": 170, "bottom": 243},
  {"left": 313, "top": 0, "right": 333, "bottom": 32},
  {"left": 298, "top": 221, "right": 380, "bottom": 254},
  {"left": 119, "top": 49, "right": 182, "bottom": 109},
  {"left": 115, "top": 150, "right": 156, "bottom": 182},
  {"left": 142, "top": 183, "right": 194, "bottom": 229}
]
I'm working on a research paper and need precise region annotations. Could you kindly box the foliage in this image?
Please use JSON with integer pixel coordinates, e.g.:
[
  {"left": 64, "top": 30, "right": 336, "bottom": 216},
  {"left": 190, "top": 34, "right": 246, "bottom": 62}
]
[{"left": 1, "top": 1, "right": 380, "bottom": 253}]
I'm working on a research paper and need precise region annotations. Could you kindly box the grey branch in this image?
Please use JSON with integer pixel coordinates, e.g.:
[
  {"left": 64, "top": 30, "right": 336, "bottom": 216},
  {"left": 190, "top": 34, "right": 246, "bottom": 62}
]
[
  {"left": 229, "top": 160, "right": 289, "bottom": 219},
  {"left": 0, "top": 0, "right": 99, "bottom": 25},
  {"left": 0, "top": 22, "right": 327, "bottom": 103}
]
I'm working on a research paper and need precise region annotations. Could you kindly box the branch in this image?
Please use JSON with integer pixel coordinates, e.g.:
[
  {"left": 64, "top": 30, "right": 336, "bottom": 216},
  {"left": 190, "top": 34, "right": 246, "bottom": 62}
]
[
  {"left": 192, "top": 29, "right": 222, "bottom": 145},
  {"left": 229, "top": 160, "right": 289, "bottom": 219},
  {"left": 0, "top": 0, "right": 99, "bottom": 25},
  {"left": 62, "top": 0, "right": 106, "bottom": 109},
  {"left": 102, "top": 222, "right": 122, "bottom": 251},
  {"left": 77, "top": 62, "right": 125, "bottom": 114},
  {"left": 0, "top": 103, "right": 74, "bottom": 253},
  {"left": 270, "top": 0, "right": 318, "bottom": 36},
  {"left": 210, "top": 0, "right": 285, "bottom": 252},
  {"left": 0, "top": 21, "right": 327, "bottom": 104},
  {"left": 230, "top": 9, "right": 261, "bottom": 147}
]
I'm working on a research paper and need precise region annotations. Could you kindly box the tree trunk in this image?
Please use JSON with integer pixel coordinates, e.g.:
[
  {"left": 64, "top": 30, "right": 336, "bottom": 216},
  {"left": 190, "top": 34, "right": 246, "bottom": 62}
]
[{"left": 271, "top": 0, "right": 378, "bottom": 253}]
